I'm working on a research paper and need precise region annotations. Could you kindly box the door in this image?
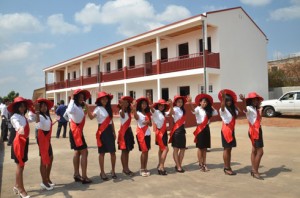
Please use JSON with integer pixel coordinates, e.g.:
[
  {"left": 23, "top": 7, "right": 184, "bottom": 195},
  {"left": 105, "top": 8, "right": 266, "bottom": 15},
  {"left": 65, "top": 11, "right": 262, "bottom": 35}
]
[
  {"left": 294, "top": 92, "right": 300, "bottom": 113},
  {"left": 277, "top": 92, "right": 297, "bottom": 113},
  {"left": 144, "top": 52, "right": 152, "bottom": 75},
  {"left": 162, "top": 88, "right": 169, "bottom": 101},
  {"left": 145, "top": 89, "right": 153, "bottom": 103}
]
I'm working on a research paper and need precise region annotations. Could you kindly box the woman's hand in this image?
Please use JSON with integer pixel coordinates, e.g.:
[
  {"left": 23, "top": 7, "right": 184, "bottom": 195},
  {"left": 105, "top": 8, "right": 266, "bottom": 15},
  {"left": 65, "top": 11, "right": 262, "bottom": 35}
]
[{"left": 239, "top": 94, "right": 245, "bottom": 101}]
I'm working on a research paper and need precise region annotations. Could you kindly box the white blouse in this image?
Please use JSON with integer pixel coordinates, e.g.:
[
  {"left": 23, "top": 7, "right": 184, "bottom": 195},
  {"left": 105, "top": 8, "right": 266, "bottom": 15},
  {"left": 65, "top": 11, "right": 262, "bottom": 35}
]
[
  {"left": 10, "top": 113, "right": 35, "bottom": 131},
  {"left": 119, "top": 110, "right": 130, "bottom": 125},
  {"left": 219, "top": 108, "right": 239, "bottom": 124},
  {"left": 137, "top": 111, "right": 151, "bottom": 136},
  {"left": 66, "top": 99, "right": 85, "bottom": 123},
  {"left": 173, "top": 106, "right": 185, "bottom": 123},
  {"left": 245, "top": 106, "right": 259, "bottom": 125},
  {"left": 152, "top": 110, "right": 166, "bottom": 129},
  {"left": 93, "top": 106, "right": 112, "bottom": 124},
  {"left": 193, "top": 106, "right": 218, "bottom": 124}
]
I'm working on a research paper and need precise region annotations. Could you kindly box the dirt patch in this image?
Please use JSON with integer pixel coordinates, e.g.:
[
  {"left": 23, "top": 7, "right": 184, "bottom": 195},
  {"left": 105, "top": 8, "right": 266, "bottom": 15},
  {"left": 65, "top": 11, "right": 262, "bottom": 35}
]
[{"left": 236, "top": 115, "right": 300, "bottom": 127}]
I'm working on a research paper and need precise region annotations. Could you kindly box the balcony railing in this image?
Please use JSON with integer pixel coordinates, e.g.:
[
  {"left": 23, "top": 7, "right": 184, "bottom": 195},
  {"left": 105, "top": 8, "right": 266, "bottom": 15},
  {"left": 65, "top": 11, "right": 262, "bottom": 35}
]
[{"left": 45, "top": 52, "right": 220, "bottom": 91}]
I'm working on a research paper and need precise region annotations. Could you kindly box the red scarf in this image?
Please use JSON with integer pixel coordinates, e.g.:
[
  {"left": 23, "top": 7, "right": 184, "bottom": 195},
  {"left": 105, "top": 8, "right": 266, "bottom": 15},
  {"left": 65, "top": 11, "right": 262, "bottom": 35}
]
[
  {"left": 136, "top": 115, "right": 150, "bottom": 152},
  {"left": 96, "top": 116, "right": 112, "bottom": 147},
  {"left": 168, "top": 115, "right": 186, "bottom": 143},
  {"left": 222, "top": 118, "right": 236, "bottom": 143},
  {"left": 37, "top": 122, "right": 52, "bottom": 165},
  {"left": 118, "top": 113, "right": 131, "bottom": 150},
  {"left": 248, "top": 110, "right": 261, "bottom": 145},
  {"left": 70, "top": 117, "right": 85, "bottom": 147},
  {"left": 13, "top": 119, "right": 29, "bottom": 167},
  {"left": 155, "top": 118, "right": 167, "bottom": 151},
  {"left": 193, "top": 116, "right": 208, "bottom": 143}
]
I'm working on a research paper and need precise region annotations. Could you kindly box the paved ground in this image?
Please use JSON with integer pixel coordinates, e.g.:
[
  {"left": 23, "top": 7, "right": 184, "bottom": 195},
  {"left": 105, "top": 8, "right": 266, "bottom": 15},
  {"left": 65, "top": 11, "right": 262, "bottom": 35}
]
[{"left": 0, "top": 116, "right": 299, "bottom": 198}]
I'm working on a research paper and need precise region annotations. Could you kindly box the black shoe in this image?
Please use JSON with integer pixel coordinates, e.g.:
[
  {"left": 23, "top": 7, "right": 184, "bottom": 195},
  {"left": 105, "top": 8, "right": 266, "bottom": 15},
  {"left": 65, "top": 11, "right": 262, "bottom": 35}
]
[
  {"left": 100, "top": 173, "right": 109, "bottom": 181},
  {"left": 82, "top": 177, "right": 92, "bottom": 184},
  {"left": 73, "top": 175, "right": 82, "bottom": 182},
  {"left": 224, "top": 168, "right": 237, "bottom": 176}
]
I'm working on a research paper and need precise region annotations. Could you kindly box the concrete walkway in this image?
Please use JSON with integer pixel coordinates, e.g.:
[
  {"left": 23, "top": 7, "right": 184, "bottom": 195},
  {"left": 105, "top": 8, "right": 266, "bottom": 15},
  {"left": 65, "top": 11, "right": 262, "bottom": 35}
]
[{"left": 0, "top": 118, "right": 299, "bottom": 198}]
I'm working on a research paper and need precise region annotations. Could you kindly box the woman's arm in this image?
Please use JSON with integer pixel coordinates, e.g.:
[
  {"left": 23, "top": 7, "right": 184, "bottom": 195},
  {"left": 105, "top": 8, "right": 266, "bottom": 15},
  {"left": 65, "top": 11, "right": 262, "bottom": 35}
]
[
  {"left": 131, "top": 100, "right": 139, "bottom": 120},
  {"left": 220, "top": 90, "right": 226, "bottom": 112},
  {"left": 85, "top": 103, "right": 96, "bottom": 120},
  {"left": 167, "top": 99, "right": 174, "bottom": 115},
  {"left": 187, "top": 96, "right": 195, "bottom": 113}
]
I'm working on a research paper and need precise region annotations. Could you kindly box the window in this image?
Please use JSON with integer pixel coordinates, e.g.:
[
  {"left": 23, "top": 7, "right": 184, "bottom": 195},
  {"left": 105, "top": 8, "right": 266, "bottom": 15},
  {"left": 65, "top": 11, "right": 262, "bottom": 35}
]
[
  {"left": 199, "top": 85, "right": 205, "bottom": 94},
  {"left": 178, "top": 43, "right": 189, "bottom": 58},
  {"left": 199, "top": 37, "right": 212, "bottom": 53},
  {"left": 179, "top": 86, "right": 190, "bottom": 96},
  {"left": 117, "top": 92, "right": 123, "bottom": 100},
  {"left": 67, "top": 73, "right": 70, "bottom": 80},
  {"left": 129, "top": 91, "right": 136, "bottom": 99},
  {"left": 297, "top": 93, "right": 300, "bottom": 100},
  {"left": 73, "top": 71, "right": 76, "bottom": 79},
  {"left": 87, "top": 67, "right": 91, "bottom": 76},
  {"left": 281, "top": 93, "right": 296, "bottom": 100},
  {"left": 129, "top": 56, "right": 135, "bottom": 68},
  {"left": 88, "top": 97, "right": 92, "bottom": 104},
  {"left": 117, "top": 59, "right": 123, "bottom": 71},
  {"left": 209, "top": 85, "right": 213, "bottom": 93},
  {"left": 161, "top": 48, "right": 168, "bottom": 62},
  {"left": 106, "top": 62, "right": 111, "bottom": 73},
  {"left": 162, "top": 88, "right": 169, "bottom": 101},
  {"left": 145, "top": 52, "right": 152, "bottom": 63},
  {"left": 145, "top": 89, "right": 153, "bottom": 103}
]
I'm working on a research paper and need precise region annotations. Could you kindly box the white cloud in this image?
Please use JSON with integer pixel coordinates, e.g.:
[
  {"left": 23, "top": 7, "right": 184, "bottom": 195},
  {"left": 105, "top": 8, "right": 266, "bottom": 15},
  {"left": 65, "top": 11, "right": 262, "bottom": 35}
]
[
  {"left": 0, "top": 76, "right": 17, "bottom": 86},
  {"left": 270, "top": 2, "right": 300, "bottom": 21},
  {"left": 0, "top": 12, "right": 43, "bottom": 33},
  {"left": 74, "top": 0, "right": 191, "bottom": 37},
  {"left": 240, "top": 0, "right": 272, "bottom": 7},
  {"left": 47, "top": 14, "right": 80, "bottom": 34}
]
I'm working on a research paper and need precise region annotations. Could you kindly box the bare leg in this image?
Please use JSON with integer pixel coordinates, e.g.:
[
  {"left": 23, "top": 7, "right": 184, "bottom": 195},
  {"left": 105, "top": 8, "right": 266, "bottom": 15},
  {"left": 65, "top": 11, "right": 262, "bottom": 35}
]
[
  {"left": 121, "top": 150, "right": 126, "bottom": 171},
  {"left": 178, "top": 148, "right": 185, "bottom": 168},
  {"left": 254, "top": 148, "right": 264, "bottom": 173},
  {"left": 173, "top": 147, "right": 181, "bottom": 169},
  {"left": 99, "top": 153, "right": 105, "bottom": 174},
  {"left": 202, "top": 148, "right": 207, "bottom": 165},
  {"left": 159, "top": 147, "right": 169, "bottom": 170},
  {"left": 47, "top": 156, "right": 53, "bottom": 184},
  {"left": 140, "top": 152, "right": 145, "bottom": 170},
  {"left": 110, "top": 152, "right": 116, "bottom": 174},
  {"left": 251, "top": 146, "right": 256, "bottom": 172},
  {"left": 197, "top": 148, "right": 202, "bottom": 165},
  {"left": 16, "top": 165, "right": 28, "bottom": 196},
  {"left": 73, "top": 151, "right": 81, "bottom": 176},
  {"left": 223, "top": 148, "right": 232, "bottom": 169},
  {"left": 40, "top": 159, "right": 50, "bottom": 187},
  {"left": 81, "top": 149, "right": 88, "bottom": 179}
]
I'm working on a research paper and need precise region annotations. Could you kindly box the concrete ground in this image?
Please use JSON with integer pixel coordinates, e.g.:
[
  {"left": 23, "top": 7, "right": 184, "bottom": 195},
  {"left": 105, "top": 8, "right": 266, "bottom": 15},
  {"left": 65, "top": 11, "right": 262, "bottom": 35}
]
[{"left": 0, "top": 117, "right": 299, "bottom": 198}]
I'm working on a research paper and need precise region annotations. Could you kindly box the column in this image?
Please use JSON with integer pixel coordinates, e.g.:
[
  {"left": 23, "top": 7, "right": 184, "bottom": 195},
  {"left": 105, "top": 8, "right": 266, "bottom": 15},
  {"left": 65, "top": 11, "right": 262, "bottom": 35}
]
[
  {"left": 65, "top": 90, "right": 69, "bottom": 105},
  {"left": 202, "top": 19, "right": 208, "bottom": 94},
  {"left": 80, "top": 61, "right": 83, "bottom": 86},
  {"left": 205, "top": 73, "right": 209, "bottom": 94},
  {"left": 53, "top": 70, "right": 56, "bottom": 90},
  {"left": 123, "top": 47, "right": 128, "bottom": 79},
  {"left": 124, "top": 83, "right": 127, "bottom": 96},
  {"left": 157, "top": 78, "right": 161, "bottom": 100},
  {"left": 53, "top": 92, "right": 57, "bottom": 107},
  {"left": 98, "top": 53, "right": 102, "bottom": 91},
  {"left": 65, "top": 66, "right": 68, "bottom": 87},
  {"left": 45, "top": 71, "right": 48, "bottom": 97},
  {"left": 156, "top": 37, "right": 161, "bottom": 74}
]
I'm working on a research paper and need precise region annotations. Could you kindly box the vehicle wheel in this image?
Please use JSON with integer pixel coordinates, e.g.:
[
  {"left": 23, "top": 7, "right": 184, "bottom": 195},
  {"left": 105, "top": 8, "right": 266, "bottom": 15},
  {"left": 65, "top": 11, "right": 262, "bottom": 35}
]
[{"left": 263, "top": 107, "right": 276, "bottom": 117}]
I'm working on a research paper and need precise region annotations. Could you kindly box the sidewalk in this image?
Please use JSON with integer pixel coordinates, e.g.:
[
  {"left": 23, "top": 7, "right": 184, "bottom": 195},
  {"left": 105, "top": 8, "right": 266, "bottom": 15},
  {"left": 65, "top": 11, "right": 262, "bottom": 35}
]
[{"left": 1, "top": 118, "right": 299, "bottom": 198}]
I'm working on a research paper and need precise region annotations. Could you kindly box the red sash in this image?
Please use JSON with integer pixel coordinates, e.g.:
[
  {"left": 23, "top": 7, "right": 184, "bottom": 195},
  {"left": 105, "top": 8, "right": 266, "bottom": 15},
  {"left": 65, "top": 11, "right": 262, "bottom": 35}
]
[
  {"left": 70, "top": 117, "right": 85, "bottom": 147},
  {"left": 248, "top": 110, "right": 261, "bottom": 145},
  {"left": 38, "top": 123, "right": 52, "bottom": 165},
  {"left": 155, "top": 118, "right": 167, "bottom": 151},
  {"left": 118, "top": 113, "right": 131, "bottom": 150},
  {"left": 96, "top": 116, "right": 112, "bottom": 147},
  {"left": 168, "top": 115, "right": 186, "bottom": 143},
  {"left": 193, "top": 116, "right": 208, "bottom": 143},
  {"left": 136, "top": 116, "right": 150, "bottom": 152},
  {"left": 221, "top": 118, "right": 236, "bottom": 143},
  {"left": 13, "top": 119, "right": 29, "bottom": 167}
]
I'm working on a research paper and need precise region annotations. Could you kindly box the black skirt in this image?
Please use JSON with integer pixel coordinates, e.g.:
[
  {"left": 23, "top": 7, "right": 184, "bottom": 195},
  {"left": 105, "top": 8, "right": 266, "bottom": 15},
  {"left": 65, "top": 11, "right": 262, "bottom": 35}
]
[
  {"left": 249, "top": 127, "right": 264, "bottom": 148},
  {"left": 36, "top": 131, "right": 53, "bottom": 157},
  {"left": 11, "top": 138, "right": 29, "bottom": 164},
  {"left": 69, "top": 129, "right": 87, "bottom": 151},
  {"left": 118, "top": 127, "right": 135, "bottom": 151},
  {"left": 221, "top": 130, "right": 237, "bottom": 148},
  {"left": 171, "top": 124, "right": 186, "bottom": 149},
  {"left": 196, "top": 125, "right": 211, "bottom": 149},
  {"left": 98, "top": 124, "right": 116, "bottom": 153},
  {"left": 155, "top": 131, "right": 168, "bottom": 147},
  {"left": 137, "top": 135, "right": 151, "bottom": 152}
]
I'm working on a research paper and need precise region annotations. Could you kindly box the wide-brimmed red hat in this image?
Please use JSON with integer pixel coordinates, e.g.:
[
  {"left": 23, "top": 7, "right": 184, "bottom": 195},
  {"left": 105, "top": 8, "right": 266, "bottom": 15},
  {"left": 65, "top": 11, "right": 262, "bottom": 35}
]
[
  {"left": 7, "top": 97, "right": 33, "bottom": 113},
  {"left": 153, "top": 99, "right": 170, "bottom": 111},
  {"left": 120, "top": 96, "right": 134, "bottom": 103},
  {"left": 195, "top": 94, "right": 213, "bottom": 105},
  {"left": 95, "top": 91, "right": 113, "bottom": 104},
  {"left": 35, "top": 98, "right": 54, "bottom": 110},
  {"left": 74, "top": 89, "right": 91, "bottom": 100},
  {"left": 246, "top": 92, "right": 264, "bottom": 102},
  {"left": 136, "top": 97, "right": 150, "bottom": 105},
  {"left": 218, "top": 89, "right": 237, "bottom": 103},
  {"left": 173, "top": 95, "right": 187, "bottom": 106}
]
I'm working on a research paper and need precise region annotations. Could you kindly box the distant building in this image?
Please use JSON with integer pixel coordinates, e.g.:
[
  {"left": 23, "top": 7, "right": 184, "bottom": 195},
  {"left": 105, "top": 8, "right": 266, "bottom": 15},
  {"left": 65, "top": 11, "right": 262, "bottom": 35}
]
[{"left": 268, "top": 54, "right": 300, "bottom": 72}]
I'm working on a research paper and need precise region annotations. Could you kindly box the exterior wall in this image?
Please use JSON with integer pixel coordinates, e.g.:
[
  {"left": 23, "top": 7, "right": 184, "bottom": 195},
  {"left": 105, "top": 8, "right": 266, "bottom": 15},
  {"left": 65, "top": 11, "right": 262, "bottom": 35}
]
[
  {"left": 82, "top": 60, "right": 98, "bottom": 76},
  {"left": 269, "top": 86, "right": 300, "bottom": 99},
  {"left": 207, "top": 9, "right": 268, "bottom": 99}
]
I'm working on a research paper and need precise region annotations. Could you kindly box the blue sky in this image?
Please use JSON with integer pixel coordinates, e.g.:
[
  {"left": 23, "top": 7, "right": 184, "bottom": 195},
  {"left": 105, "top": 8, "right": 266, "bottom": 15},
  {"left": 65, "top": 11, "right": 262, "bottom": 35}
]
[{"left": 0, "top": 0, "right": 299, "bottom": 98}]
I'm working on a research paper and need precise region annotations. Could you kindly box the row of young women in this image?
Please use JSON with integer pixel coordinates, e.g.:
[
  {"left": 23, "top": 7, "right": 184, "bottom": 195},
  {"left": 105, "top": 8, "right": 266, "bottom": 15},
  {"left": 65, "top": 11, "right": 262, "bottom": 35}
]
[{"left": 8, "top": 88, "right": 265, "bottom": 198}]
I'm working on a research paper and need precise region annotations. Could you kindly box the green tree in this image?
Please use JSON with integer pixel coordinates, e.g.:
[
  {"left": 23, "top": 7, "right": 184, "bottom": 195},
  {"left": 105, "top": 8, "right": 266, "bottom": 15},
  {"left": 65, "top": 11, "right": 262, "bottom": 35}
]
[
  {"left": 268, "top": 69, "right": 285, "bottom": 88},
  {"left": 5, "top": 91, "right": 19, "bottom": 102}
]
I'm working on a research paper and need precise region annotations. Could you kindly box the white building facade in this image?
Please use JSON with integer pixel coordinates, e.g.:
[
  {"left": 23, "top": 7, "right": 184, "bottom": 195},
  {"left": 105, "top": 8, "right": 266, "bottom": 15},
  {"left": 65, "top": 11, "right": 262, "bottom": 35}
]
[{"left": 44, "top": 7, "right": 268, "bottom": 106}]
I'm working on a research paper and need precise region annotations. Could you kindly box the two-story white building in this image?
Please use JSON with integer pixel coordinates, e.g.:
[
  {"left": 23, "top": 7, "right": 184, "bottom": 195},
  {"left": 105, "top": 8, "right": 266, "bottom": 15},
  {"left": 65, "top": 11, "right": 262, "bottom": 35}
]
[{"left": 44, "top": 7, "right": 268, "bottom": 109}]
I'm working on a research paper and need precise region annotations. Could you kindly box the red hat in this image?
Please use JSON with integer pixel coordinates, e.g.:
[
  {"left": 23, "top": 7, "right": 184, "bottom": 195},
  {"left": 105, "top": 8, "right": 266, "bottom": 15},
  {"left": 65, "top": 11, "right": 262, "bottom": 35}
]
[
  {"left": 195, "top": 94, "right": 213, "bottom": 105},
  {"left": 218, "top": 89, "right": 237, "bottom": 103},
  {"left": 136, "top": 97, "right": 150, "bottom": 105},
  {"left": 7, "top": 97, "right": 33, "bottom": 113},
  {"left": 173, "top": 95, "right": 187, "bottom": 106},
  {"left": 95, "top": 91, "right": 113, "bottom": 104},
  {"left": 153, "top": 99, "right": 170, "bottom": 111},
  {"left": 120, "top": 96, "right": 134, "bottom": 103},
  {"left": 35, "top": 98, "right": 54, "bottom": 110},
  {"left": 74, "top": 89, "right": 91, "bottom": 100},
  {"left": 246, "top": 92, "right": 264, "bottom": 102}
]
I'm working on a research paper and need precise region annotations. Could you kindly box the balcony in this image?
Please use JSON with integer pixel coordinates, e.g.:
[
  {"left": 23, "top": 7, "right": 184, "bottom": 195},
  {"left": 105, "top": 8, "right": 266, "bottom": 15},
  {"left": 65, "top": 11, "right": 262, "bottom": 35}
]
[
  {"left": 83, "top": 74, "right": 98, "bottom": 85},
  {"left": 127, "top": 62, "right": 157, "bottom": 79},
  {"left": 69, "top": 78, "right": 81, "bottom": 87},
  {"left": 102, "top": 69, "right": 123, "bottom": 82}
]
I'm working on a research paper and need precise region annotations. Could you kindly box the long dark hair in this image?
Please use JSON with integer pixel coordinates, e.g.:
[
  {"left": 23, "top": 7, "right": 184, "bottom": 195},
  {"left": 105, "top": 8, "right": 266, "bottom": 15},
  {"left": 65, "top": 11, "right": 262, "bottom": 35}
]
[
  {"left": 200, "top": 98, "right": 213, "bottom": 119},
  {"left": 175, "top": 98, "right": 186, "bottom": 115},
  {"left": 118, "top": 101, "right": 131, "bottom": 114},
  {"left": 39, "top": 102, "right": 52, "bottom": 122},
  {"left": 96, "top": 97, "right": 113, "bottom": 118},
  {"left": 137, "top": 99, "right": 150, "bottom": 114},
  {"left": 12, "top": 102, "right": 28, "bottom": 115},
  {"left": 246, "top": 98, "right": 260, "bottom": 109},
  {"left": 74, "top": 94, "right": 86, "bottom": 108},
  {"left": 225, "top": 95, "right": 237, "bottom": 118},
  {"left": 154, "top": 104, "right": 166, "bottom": 116}
]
